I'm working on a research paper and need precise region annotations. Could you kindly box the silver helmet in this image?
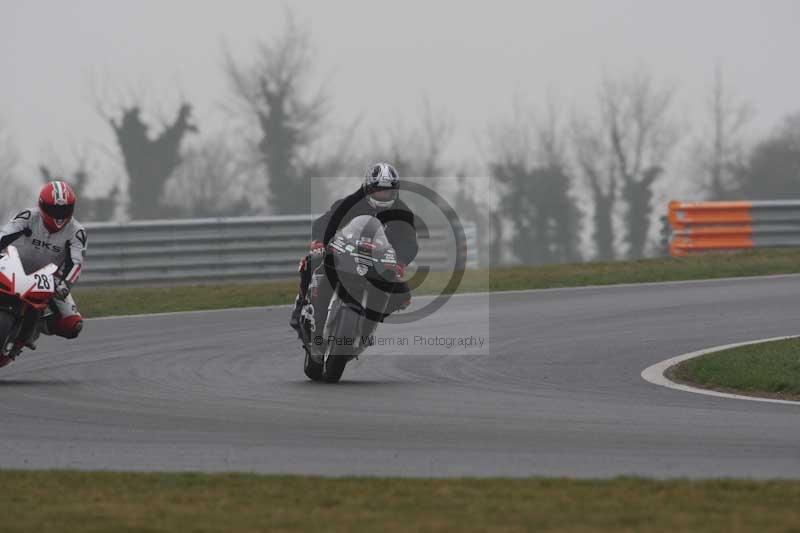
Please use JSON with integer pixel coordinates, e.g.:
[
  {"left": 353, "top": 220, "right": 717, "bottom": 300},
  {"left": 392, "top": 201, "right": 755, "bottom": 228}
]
[{"left": 363, "top": 162, "right": 400, "bottom": 209}]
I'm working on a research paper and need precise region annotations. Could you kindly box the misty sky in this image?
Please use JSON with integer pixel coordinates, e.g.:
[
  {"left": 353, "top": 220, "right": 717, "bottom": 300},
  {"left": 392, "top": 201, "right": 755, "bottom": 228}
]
[{"left": 2, "top": 0, "right": 799, "bottom": 185}]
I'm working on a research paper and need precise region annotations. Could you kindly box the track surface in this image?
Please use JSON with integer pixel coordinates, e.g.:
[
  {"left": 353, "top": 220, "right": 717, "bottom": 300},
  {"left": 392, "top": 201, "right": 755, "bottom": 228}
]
[{"left": 1, "top": 276, "right": 799, "bottom": 478}]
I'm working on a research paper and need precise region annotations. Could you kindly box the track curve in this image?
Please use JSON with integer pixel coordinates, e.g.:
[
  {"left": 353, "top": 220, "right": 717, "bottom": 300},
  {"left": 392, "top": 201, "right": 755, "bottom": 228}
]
[{"left": 1, "top": 276, "right": 799, "bottom": 478}]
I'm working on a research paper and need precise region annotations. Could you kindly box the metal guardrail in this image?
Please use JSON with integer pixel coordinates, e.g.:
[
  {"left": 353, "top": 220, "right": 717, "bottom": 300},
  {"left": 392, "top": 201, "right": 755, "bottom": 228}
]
[
  {"left": 667, "top": 200, "right": 800, "bottom": 256},
  {"left": 81, "top": 215, "right": 478, "bottom": 285}
]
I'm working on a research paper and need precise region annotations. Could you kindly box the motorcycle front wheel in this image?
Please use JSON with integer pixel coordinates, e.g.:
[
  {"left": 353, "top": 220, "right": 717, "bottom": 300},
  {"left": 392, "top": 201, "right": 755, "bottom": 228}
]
[
  {"left": 322, "top": 305, "right": 360, "bottom": 383},
  {"left": 303, "top": 345, "right": 323, "bottom": 381},
  {"left": 0, "top": 310, "right": 18, "bottom": 365}
]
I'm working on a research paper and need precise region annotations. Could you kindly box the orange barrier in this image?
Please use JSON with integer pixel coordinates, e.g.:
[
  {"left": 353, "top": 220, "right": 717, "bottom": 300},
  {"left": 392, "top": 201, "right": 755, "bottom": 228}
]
[
  {"left": 668, "top": 201, "right": 756, "bottom": 256},
  {"left": 668, "top": 200, "right": 800, "bottom": 256},
  {"left": 672, "top": 225, "right": 753, "bottom": 237},
  {"left": 664, "top": 200, "right": 800, "bottom": 256},
  {"left": 667, "top": 201, "right": 752, "bottom": 229},
  {"left": 669, "top": 236, "right": 754, "bottom": 256}
]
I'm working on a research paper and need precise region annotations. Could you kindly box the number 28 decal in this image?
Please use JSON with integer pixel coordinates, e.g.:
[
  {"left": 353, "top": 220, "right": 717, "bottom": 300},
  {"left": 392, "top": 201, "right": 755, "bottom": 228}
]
[{"left": 34, "top": 274, "right": 51, "bottom": 291}]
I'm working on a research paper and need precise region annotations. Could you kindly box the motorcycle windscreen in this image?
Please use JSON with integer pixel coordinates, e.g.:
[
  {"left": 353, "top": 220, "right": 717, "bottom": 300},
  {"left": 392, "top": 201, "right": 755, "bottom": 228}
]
[
  {"left": 336, "top": 215, "right": 390, "bottom": 248},
  {"left": 333, "top": 215, "right": 397, "bottom": 279}
]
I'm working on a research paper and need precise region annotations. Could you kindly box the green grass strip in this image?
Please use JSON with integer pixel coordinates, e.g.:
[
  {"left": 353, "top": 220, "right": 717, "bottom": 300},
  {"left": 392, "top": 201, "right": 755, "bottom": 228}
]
[
  {"left": 73, "top": 249, "right": 800, "bottom": 318},
  {"left": 671, "top": 338, "right": 800, "bottom": 400},
  {"left": 2, "top": 471, "right": 800, "bottom": 533}
]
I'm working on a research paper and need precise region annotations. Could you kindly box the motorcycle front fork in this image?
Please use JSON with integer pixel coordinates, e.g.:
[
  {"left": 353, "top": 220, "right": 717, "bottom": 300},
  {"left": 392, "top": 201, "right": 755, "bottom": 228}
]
[
  {"left": 0, "top": 310, "right": 23, "bottom": 357},
  {"left": 19, "top": 307, "right": 41, "bottom": 340},
  {"left": 4, "top": 307, "right": 44, "bottom": 357}
]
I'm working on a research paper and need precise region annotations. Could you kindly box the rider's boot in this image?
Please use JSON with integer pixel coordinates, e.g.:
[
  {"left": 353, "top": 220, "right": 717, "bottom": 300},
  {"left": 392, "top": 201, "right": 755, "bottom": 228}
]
[
  {"left": 25, "top": 316, "right": 54, "bottom": 350},
  {"left": 9, "top": 339, "right": 24, "bottom": 360},
  {"left": 24, "top": 329, "right": 40, "bottom": 350}
]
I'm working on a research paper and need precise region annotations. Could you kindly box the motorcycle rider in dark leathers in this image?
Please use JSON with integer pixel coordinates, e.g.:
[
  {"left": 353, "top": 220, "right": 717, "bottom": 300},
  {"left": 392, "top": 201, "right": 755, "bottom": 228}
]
[{"left": 290, "top": 163, "right": 418, "bottom": 337}]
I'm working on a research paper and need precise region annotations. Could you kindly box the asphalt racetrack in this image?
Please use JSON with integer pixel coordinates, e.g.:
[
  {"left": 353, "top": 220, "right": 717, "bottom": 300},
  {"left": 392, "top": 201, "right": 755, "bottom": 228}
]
[{"left": 1, "top": 276, "right": 799, "bottom": 478}]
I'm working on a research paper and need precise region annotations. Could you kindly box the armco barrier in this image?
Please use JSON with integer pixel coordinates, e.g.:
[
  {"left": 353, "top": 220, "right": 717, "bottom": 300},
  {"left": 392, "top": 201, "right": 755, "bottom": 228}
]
[
  {"left": 80, "top": 215, "right": 478, "bottom": 286},
  {"left": 668, "top": 200, "right": 800, "bottom": 256}
]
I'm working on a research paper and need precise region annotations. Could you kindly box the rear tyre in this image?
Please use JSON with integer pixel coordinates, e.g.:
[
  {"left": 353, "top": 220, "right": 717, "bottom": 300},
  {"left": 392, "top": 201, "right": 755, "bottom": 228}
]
[
  {"left": 322, "top": 306, "right": 360, "bottom": 383},
  {"left": 303, "top": 346, "right": 323, "bottom": 381}
]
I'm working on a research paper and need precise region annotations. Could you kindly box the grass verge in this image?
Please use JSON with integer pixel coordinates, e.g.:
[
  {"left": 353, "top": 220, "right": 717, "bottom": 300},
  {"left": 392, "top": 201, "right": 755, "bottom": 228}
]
[
  {"left": 74, "top": 248, "right": 800, "bottom": 318},
  {"left": 670, "top": 338, "right": 800, "bottom": 401},
  {"left": 2, "top": 471, "right": 800, "bottom": 533}
]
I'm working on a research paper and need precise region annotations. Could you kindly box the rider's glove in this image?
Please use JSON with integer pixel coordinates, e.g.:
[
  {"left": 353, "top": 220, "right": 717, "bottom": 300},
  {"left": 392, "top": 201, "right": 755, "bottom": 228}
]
[
  {"left": 54, "top": 279, "right": 71, "bottom": 300},
  {"left": 395, "top": 262, "right": 406, "bottom": 280},
  {"left": 309, "top": 240, "right": 325, "bottom": 258}
]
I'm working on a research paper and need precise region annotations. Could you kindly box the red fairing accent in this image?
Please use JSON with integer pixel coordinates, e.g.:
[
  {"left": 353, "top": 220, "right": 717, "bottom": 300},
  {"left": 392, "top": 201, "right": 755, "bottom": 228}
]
[
  {"left": 52, "top": 314, "right": 82, "bottom": 339},
  {"left": 0, "top": 271, "right": 14, "bottom": 294},
  {"left": 21, "top": 287, "right": 52, "bottom": 310}
]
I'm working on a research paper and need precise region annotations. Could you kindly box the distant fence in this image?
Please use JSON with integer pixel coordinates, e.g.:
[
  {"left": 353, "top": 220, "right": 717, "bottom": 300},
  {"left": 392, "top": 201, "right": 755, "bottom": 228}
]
[
  {"left": 667, "top": 200, "right": 800, "bottom": 256},
  {"left": 81, "top": 215, "right": 478, "bottom": 286}
]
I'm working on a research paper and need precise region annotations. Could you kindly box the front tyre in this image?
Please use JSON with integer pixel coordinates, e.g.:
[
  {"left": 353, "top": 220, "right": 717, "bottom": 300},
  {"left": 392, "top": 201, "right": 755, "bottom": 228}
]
[
  {"left": 322, "top": 306, "right": 360, "bottom": 383},
  {"left": 303, "top": 346, "right": 323, "bottom": 381},
  {"left": 0, "top": 311, "right": 17, "bottom": 368}
]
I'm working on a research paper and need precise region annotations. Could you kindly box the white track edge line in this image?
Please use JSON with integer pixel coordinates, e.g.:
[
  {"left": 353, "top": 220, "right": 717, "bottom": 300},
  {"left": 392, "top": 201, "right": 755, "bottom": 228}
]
[{"left": 641, "top": 336, "right": 800, "bottom": 405}]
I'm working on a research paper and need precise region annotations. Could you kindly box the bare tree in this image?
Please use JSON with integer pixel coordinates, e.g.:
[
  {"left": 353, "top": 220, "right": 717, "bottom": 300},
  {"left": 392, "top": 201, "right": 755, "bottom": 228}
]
[
  {"left": 453, "top": 173, "right": 490, "bottom": 265},
  {"left": 103, "top": 103, "right": 197, "bottom": 219},
  {"left": 224, "top": 9, "right": 332, "bottom": 214},
  {"left": 0, "top": 121, "right": 31, "bottom": 221},
  {"left": 91, "top": 73, "right": 198, "bottom": 220},
  {"left": 535, "top": 103, "right": 582, "bottom": 263},
  {"left": 735, "top": 111, "right": 800, "bottom": 199},
  {"left": 572, "top": 117, "right": 617, "bottom": 261},
  {"left": 694, "top": 63, "right": 753, "bottom": 199},
  {"left": 162, "top": 136, "right": 253, "bottom": 217},
  {"left": 488, "top": 101, "right": 582, "bottom": 264},
  {"left": 382, "top": 98, "right": 455, "bottom": 179},
  {"left": 362, "top": 98, "right": 457, "bottom": 235},
  {"left": 600, "top": 68, "right": 677, "bottom": 259}
]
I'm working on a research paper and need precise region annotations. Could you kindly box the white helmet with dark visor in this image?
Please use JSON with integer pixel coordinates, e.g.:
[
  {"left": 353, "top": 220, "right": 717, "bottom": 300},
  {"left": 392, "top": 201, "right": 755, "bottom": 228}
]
[{"left": 363, "top": 163, "right": 399, "bottom": 209}]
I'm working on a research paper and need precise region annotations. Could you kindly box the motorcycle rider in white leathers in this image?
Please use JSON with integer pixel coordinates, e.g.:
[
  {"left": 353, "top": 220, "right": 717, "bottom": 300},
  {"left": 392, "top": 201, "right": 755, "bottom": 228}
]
[{"left": 0, "top": 180, "right": 86, "bottom": 342}]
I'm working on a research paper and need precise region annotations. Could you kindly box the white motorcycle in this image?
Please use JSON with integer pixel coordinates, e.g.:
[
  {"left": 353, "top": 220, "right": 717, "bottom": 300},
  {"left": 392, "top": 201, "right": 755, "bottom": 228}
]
[
  {"left": 0, "top": 231, "right": 58, "bottom": 368},
  {"left": 300, "top": 215, "right": 401, "bottom": 382}
]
